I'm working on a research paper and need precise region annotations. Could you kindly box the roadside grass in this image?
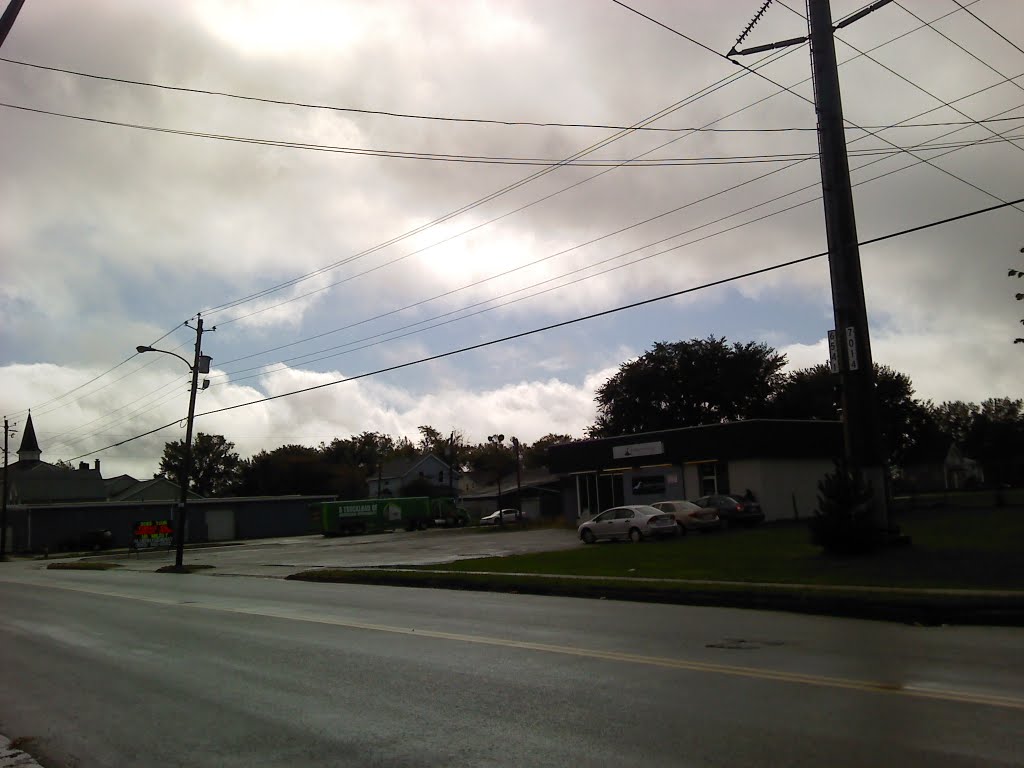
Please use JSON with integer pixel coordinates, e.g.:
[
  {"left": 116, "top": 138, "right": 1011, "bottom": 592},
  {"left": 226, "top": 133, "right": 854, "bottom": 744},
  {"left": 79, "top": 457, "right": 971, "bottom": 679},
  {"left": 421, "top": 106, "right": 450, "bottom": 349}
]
[
  {"left": 46, "top": 561, "right": 122, "bottom": 570},
  {"left": 410, "top": 506, "right": 1024, "bottom": 590}
]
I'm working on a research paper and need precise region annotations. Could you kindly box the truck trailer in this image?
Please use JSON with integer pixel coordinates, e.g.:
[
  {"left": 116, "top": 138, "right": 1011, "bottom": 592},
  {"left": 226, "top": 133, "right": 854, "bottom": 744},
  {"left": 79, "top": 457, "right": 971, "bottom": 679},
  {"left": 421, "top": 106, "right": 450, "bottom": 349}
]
[{"left": 318, "top": 497, "right": 433, "bottom": 535}]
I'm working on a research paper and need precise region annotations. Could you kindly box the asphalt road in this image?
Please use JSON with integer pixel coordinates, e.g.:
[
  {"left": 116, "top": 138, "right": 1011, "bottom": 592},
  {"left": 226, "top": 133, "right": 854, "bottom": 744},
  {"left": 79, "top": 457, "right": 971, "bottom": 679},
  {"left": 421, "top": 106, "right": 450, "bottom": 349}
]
[
  {"left": 0, "top": 565, "right": 1022, "bottom": 767},
  {"left": 82, "top": 526, "right": 582, "bottom": 577}
]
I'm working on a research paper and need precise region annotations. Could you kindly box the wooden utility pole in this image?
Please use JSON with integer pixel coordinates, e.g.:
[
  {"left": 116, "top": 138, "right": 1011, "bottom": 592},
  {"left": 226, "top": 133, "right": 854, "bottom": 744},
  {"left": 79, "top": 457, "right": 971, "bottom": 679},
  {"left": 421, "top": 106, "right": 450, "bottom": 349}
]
[
  {"left": 1, "top": 418, "right": 12, "bottom": 560},
  {"left": 806, "top": 0, "right": 887, "bottom": 524}
]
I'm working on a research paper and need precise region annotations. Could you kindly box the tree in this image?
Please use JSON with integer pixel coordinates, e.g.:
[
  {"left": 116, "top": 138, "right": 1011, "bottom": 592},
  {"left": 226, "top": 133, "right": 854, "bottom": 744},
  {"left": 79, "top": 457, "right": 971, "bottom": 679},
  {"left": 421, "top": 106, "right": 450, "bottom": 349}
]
[
  {"left": 772, "top": 364, "right": 930, "bottom": 469},
  {"left": 160, "top": 432, "right": 242, "bottom": 497},
  {"left": 1010, "top": 254, "right": 1024, "bottom": 344},
  {"left": 966, "top": 398, "right": 1024, "bottom": 486},
  {"left": 590, "top": 336, "right": 786, "bottom": 436},
  {"left": 234, "top": 444, "right": 364, "bottom": 497}
]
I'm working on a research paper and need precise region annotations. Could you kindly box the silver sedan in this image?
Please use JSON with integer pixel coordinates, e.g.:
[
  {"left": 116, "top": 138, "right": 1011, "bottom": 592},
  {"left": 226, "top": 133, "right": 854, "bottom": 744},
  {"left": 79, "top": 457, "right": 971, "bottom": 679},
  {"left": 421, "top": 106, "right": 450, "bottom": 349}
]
[
  {"left": 651, "top": 500, "right": 722, "bottom": 534},
  {"left": 578, "top": 505, "right": 679, "bottom": 544}
]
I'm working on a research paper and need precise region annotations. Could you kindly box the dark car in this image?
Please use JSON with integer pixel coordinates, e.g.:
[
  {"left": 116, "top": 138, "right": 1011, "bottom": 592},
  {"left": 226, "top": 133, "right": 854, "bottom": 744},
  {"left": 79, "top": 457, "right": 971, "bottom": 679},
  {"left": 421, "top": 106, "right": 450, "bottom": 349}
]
[{"left": 691, "top": 495, "right": 764, "bottom": 527}]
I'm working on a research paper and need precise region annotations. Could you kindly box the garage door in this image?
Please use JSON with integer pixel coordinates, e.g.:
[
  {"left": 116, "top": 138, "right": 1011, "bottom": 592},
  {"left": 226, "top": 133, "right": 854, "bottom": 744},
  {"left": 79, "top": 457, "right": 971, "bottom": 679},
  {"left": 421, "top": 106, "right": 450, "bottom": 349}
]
[
  {"left": 206, "top": 508, "right": 235, "bottom": 541},
  {"left": 521, "top": 498, "right": 540, "bottom": 520}
]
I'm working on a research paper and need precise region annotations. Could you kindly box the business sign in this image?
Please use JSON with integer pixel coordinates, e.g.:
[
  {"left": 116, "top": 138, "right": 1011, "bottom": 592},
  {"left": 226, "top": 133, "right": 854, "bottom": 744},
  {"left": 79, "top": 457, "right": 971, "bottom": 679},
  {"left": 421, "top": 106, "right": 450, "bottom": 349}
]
[
  {"left": 132, "top": 520, "right": 173, "bottom": 550},
  {"left": 612, "top": 441, "right": 664, "bottom": 460}
]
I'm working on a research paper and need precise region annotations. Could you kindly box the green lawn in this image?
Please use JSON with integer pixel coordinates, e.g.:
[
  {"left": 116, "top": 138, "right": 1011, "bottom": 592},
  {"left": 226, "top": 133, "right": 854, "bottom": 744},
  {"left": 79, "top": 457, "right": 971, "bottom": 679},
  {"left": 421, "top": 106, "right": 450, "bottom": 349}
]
[{"left": 421, "top": 506, "right": 1024, "bottom": 590}]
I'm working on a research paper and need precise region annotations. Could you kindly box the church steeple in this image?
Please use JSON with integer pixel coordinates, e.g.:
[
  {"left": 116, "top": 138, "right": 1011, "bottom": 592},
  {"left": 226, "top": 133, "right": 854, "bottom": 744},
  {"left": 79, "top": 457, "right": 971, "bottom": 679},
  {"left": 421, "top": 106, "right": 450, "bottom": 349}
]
[{"left": 17, "top": 411, "right": 41, "bottom": 464}]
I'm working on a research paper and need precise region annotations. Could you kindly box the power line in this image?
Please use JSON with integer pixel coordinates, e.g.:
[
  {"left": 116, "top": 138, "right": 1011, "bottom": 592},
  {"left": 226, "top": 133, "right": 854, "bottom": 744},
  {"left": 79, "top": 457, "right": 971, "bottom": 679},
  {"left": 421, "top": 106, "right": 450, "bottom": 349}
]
[
  {"left": 209, "top": 75, "right": 1024, "bottom": 375},
  {"left": 209, "top": 8, "right": 993, "bottom": 330},
  {"left": 67, "top": 195, "right": 1024, "bottom": 461},
  {"left": 951, "top": 0, "right": 1024, "bottom": 59},
  {"left": 617, "top": 0, "right": 1024, "bottom": 215},
  {"left": 208, "top": 119, "right": 1023, "bottom": 386},
  {"left": 10, "top": 101, "right": 1008, "bottom": 166},
  {"left": 3, "top": 322, "right": 190, "bottom": 420}
]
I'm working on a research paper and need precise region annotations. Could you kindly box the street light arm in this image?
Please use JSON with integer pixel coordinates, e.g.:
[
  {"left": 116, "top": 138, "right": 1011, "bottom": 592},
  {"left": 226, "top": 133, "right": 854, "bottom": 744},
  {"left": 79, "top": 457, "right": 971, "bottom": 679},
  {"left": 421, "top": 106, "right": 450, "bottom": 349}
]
[{"left": 136, "top": 345, "right": 193, "bottom": 370}]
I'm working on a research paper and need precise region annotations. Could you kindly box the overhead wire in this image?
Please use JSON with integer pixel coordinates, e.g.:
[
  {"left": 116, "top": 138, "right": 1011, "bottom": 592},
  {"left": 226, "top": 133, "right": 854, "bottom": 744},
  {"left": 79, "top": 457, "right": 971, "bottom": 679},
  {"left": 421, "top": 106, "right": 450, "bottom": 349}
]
[
  {"left": 208, "top": 114, "right": 1024, "bottom": 385},
  {"left": 2, "top": 102, "right": 1010, "bottom": 166},
  {"left": 65, "top": 195, "right": 1024, "bottom": 461},
  {"left": 209, "top": 4, "right": 978, "bottom": 331},
  {"left": 2, "top": 54, "right": 1017, "bottom": 135},
  {"left": 614, "top": 0, "right": 1024, "bottom": 215},
  {"left": 950, "top": 0, "right": 1024, "bottom": 59}
]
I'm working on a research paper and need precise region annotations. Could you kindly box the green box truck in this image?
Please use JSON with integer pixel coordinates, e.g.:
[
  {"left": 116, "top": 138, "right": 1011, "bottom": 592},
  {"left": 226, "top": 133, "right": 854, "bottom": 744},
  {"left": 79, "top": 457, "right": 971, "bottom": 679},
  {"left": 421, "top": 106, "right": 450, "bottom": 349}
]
[{"left": 318, "top": 497, "right": 433, "bottom": 536}]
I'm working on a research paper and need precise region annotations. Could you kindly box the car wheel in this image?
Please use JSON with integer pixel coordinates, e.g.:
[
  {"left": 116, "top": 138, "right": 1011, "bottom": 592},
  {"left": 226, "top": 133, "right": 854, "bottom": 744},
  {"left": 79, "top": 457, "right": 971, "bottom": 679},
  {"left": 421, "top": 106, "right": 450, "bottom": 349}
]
[
  {"left": 677, "top": 522, "right": 687, "bottom": 536},
  {"left": 581, "top": 529, "right": 596, "bottom": 545},
  {"left": 629, "top": 527, "right": 643, "bottom": 544}
]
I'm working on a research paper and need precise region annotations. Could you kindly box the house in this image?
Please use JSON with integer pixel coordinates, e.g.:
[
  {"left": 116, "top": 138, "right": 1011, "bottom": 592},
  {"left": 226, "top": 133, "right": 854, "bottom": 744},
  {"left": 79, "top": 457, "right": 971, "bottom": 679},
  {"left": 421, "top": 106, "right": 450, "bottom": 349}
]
[
  {"left": 104, "top": 474, "right": 203, "bottom": 502},
  {"left": 547, "top": 419, "right": 844, "bottom": 523},
  {"left": 459, "top": 468, "right": 562, "bottom": 520},
  {"left": 366, "top": 454, "right": 458, "bottom": 498},
  {"left": 900, "top": 442, "right": 984, "bottom": 493}
]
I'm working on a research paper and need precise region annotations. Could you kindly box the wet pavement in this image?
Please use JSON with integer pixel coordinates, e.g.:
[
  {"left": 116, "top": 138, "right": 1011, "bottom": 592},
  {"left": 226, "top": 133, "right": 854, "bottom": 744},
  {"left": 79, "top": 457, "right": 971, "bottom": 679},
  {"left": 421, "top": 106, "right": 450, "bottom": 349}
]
[{"left": 37, "top": 526, "right": 580, "bottom": 578}]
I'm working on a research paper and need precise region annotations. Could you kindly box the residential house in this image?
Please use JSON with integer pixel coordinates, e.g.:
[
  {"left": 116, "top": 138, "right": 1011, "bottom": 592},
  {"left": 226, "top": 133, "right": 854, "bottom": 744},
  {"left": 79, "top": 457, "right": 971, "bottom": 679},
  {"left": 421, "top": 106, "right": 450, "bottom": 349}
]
[{"left": 366, "top": 453, "right": 458, "bottom": 498}]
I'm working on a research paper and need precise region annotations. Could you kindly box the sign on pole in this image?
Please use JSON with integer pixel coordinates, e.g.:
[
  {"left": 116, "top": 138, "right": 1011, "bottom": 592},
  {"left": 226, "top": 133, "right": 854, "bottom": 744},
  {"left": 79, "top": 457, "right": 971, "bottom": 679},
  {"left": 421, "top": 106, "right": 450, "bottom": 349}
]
[
  {"left": 845, "top": 326, "right": 859, "bottom": 371},
  {"left": 827, "top": 330, "right": 840, "bottom": 373}
]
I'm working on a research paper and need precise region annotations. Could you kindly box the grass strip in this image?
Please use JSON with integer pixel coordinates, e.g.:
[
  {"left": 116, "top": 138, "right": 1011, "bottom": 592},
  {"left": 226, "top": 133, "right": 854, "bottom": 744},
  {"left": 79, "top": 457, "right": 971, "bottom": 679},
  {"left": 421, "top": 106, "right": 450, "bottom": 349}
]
[
  {"left": 46, "top": 561, "right": 122, "bottom": 570},
  {"left": 287, "top": 568, "right": 1024, "bottom": 626}
]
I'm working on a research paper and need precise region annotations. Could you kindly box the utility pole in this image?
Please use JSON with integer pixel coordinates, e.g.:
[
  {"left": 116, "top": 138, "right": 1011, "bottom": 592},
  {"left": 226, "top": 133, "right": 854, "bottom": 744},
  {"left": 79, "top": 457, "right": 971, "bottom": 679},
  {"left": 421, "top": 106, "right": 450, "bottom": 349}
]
[
  {"left": 0, "top": 0, "right": 27, "bottom": 49},
  {"left": 136, "top": 315, "right": 213, "bottom": 571},
  {"left": 806, "top": 0, "right": 887, "bottom": 525},
  {"left": 175, "top": 316, "right": 205, "bottom": 571},
  {"left": 730, "top": 0, "right": 890, "bottom": 527},
  {"left": 1, "top": 417, "right": 16, "bottom": 561}
]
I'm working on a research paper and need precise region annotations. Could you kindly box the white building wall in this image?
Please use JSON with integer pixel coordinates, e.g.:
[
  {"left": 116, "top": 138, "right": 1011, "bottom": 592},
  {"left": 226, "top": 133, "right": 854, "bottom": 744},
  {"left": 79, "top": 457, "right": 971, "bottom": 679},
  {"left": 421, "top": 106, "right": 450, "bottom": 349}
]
[
  {"left": 683, "top": 464, "right": 700, "bottom": 499},
  {"left": 732, "top": 458, "right": 832, "bottom": 521}
]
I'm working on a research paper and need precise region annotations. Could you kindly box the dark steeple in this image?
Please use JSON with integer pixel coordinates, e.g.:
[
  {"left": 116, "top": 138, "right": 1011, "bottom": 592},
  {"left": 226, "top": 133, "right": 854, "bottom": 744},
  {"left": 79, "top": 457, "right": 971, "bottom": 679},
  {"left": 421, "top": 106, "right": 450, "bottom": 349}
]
[{"left": 17, "top": 411, "right": 41, "bottom": 463}]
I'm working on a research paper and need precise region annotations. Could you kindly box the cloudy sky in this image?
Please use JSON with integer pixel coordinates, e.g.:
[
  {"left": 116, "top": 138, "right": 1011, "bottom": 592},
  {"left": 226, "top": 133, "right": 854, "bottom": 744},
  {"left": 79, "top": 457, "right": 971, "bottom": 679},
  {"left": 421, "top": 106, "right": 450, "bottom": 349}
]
[{"left": 1, "top": 0, "right": 1022, "bottom": 479}]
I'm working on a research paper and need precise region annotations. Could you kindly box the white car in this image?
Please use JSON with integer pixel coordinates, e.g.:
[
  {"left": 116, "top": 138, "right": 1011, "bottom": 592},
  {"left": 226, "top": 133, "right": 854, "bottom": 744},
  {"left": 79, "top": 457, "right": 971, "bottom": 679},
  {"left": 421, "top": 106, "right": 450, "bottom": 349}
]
[
  {"left": 651, "top": 500, "right": 722, "bottom": 534},
  {"left": 479, "top": 508, "right": 522, "bottom": 526},
  {"left": 578, "top": 505, "right": 679, "bottom": 544}
]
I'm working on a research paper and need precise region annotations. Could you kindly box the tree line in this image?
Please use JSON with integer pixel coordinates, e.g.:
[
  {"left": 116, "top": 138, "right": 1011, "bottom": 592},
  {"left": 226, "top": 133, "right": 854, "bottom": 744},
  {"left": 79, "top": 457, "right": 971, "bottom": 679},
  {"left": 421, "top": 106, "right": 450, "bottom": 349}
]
[
  {"left": 159, "top": 427, "right": 572, "bottom": 499},
  {"left": 159, "top": 334, "right": 1022, "bottom": 497},
  {"left": 591, "top": 335, "right": 1024, "bottom": 486}
]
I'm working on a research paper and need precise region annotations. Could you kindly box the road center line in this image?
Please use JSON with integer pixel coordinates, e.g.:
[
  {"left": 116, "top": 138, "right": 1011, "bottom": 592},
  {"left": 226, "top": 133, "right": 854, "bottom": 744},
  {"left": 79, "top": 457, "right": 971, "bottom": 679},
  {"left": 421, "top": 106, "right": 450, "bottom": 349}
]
[{"left": 6, "top": 574, "right": 1024, "bottom": 711}]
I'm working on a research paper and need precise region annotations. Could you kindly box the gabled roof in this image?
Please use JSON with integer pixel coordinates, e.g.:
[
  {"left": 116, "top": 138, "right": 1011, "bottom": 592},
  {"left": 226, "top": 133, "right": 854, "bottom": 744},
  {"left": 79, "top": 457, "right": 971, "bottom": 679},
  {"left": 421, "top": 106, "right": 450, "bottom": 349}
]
[
  {"left": 104, "top": 474, "right": 140, "bottom": 498},
  {"left": 375, "top": 454, "right": 451, "bottom": 480},
  {"left": 6, "top": 462, "right": 107, "bottom": 504},
  {"left": 107, "top": 476, "right": 203, "bottom": 501}
]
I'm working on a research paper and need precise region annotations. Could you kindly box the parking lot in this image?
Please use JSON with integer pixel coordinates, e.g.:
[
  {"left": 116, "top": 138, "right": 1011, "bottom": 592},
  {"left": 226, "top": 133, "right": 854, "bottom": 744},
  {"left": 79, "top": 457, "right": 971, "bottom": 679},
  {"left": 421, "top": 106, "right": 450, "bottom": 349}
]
[{"left": 57, "top": 525, "right": 581, "bottom": 578}]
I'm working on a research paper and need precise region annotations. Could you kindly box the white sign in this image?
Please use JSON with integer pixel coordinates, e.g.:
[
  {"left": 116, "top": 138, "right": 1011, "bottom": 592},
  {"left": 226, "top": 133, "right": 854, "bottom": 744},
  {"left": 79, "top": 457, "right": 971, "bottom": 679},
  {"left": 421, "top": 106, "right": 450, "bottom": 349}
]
[
  {"left": 612, "top": 441, "right": 664, "bottom": 459},
  {"left": 827, "top": 330, "right": 839, "bottom": 373},
  {"left": 845, "top": 327, "right": 859, "bottom": 371}
]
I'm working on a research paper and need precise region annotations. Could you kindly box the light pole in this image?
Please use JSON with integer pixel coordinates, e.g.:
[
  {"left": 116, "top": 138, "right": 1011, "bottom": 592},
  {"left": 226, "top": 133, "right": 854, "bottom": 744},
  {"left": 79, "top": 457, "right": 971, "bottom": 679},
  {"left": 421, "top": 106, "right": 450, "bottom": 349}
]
[
  {"left": 136, "top": 316, "right": 212, "bottom": 571},
  {"left": 510, "top": 436, "right": 522, "bottom": 516}
]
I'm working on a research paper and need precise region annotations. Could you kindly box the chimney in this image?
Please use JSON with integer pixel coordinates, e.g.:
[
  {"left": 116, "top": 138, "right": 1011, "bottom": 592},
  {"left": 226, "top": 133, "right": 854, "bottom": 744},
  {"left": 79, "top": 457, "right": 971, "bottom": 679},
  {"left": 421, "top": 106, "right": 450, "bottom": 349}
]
[
  {"left": 79, "top": 462, "right": 88, "bottom": 471},
  {"left": 94, "top": 459, "right": 101, "bottom": 473}
]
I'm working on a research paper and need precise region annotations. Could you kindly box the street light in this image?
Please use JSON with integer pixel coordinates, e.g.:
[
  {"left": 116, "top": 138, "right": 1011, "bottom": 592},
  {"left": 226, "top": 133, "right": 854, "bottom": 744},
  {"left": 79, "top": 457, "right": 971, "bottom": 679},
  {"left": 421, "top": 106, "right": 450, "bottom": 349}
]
[{"left": 136, "top": 317, "right": 212, "bottom": 571}]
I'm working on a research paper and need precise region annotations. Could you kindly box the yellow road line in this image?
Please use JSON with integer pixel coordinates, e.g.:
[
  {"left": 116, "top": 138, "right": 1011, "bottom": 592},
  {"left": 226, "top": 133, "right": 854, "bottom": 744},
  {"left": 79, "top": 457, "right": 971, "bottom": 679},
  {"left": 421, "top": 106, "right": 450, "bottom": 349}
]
[{"left": 6, "top": 573, "right": 1024, "bottom": 711}]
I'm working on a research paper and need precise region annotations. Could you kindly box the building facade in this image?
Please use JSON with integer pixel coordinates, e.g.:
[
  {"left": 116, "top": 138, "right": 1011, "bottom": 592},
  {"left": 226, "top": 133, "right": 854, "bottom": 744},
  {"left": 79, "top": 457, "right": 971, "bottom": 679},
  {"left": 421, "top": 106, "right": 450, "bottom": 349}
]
[{"left": 547, "top": 420, "right": 844, "bottom": 523}]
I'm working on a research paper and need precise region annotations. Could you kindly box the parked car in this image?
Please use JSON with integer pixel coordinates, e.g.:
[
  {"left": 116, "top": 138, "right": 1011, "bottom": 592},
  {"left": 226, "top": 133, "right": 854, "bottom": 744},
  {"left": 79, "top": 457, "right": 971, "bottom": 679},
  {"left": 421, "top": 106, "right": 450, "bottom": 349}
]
[
  {"left": 651, "top": 500, "right": 721, "bottom": 534},
  {"left": 479, "top": 508, "right": 522, "bottom": 526},
  {"left": 691, "top": 494, "right": 764, "bottom": 527},
  {"left": 578, "top": 505, "right": 679, "bottom": 544}
]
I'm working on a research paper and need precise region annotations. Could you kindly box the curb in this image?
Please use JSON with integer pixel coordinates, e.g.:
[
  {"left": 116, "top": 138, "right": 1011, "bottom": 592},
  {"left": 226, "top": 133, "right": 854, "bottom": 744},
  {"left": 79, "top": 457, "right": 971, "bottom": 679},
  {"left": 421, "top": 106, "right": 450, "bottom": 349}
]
[{"left": 286, "top": 568, "right": 1024, "bottom": 626}]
